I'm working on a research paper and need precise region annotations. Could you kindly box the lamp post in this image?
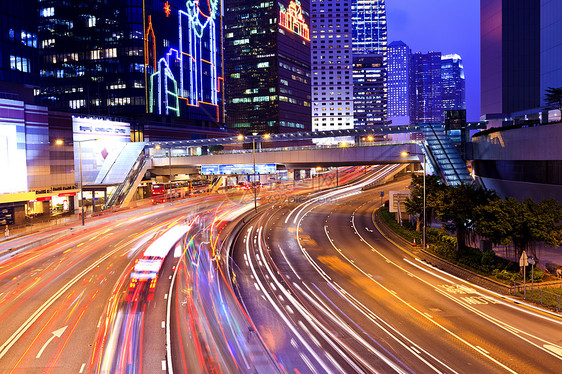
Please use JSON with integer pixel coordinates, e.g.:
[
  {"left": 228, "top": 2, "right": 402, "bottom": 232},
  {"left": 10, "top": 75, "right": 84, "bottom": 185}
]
[
  {"left": 401, "top": 150, "right": 426, "bottom": 249},
  {"left": 239, "top": 133, "right": 270, "bottom": 212},
  {"left": 74, "top": 138, "right": 100, "bottom": 226}
]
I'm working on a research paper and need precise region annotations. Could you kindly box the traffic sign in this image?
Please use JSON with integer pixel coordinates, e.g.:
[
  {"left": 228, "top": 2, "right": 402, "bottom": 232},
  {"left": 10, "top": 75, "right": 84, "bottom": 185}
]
[
  {"left": 528, "top": 257, "right": 535, "bottom": 265},
  {"left": 519, "top": 251, "right": 528, "bottom": 267}
]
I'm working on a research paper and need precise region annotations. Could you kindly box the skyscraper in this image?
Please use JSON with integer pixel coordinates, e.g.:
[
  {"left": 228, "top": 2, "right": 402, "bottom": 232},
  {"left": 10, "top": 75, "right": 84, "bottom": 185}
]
[
  {"left": 387, "top": 40, "right": 410, "bottom": 125},
  {"left": 352, "top": 0, "right": 387, "bottom": 55},
  {"left": 352, "top": 0, "right": 387, "bottom": 127},
  {"left": 441, "top": 54, "right": 466, "bottom": 111},
  {"left": 224, "top": 0, "right": 311, "bottom": 134},
  {"left": 37, "top": 1, "right": 224, "bottom": 128},
  {"left": 0, "top": 0, "right": 39, "bottom": 99},
  {"left": 311, "top": 0, "right": 353, "bottom": 131},
  {"left": 353, "top": 54, "right": 385, "bottom": 126},
  {"left": 540, "top": 0, "right": 562, "bottom": 107},
  {"left": 480, "top": 0, "right": 540, "bottom": 116},
  {"left": 410, "top": 52, "right": 442, "bottom": 123}
]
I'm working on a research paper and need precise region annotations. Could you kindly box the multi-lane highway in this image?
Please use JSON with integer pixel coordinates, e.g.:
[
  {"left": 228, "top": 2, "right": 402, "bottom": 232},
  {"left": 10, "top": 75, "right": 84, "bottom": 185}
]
[
  {"left": 232, "top": 173, "right": 562, "bottom": 373},
  {"left": 2, "top": 163, "right": 561, "bottom": 373},
  {"left": 0, "top": 166, "right": 370, "bottom": 373}
]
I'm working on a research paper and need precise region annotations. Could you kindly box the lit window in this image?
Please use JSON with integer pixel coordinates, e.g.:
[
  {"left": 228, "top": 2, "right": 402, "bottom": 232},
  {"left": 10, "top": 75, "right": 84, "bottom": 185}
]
[{"left": 41, "top": 7, "right": 55, "bottom": 17}]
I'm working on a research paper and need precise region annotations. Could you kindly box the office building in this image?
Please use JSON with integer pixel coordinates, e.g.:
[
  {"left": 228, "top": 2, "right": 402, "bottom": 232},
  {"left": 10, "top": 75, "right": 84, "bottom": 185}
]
[
  {"left": 353, "top": 54, "right": 386, "bottom": 126},
  {"left": 352, "top": 0, "right": 387, "bottom": 55},
  {"left": 410, "top": 52, "right": 442, "bottom": 123},
  {"left": 37, "top": 1, "right": 224, "bottom": 130},
  {"left": 387, "top": 40, "right": 410, "bottom": 125},
  {"left": 540, "top": 0, "right": 562, "bottom": 108},
  {"left": 480, "top": 0, "right": 540, "bottom": 117},
  {"left": 224, "top": 0, "right": 311, "bottom": 133},
  {"left": 441, "top": 54, "right": 466, "bottom": 111},
  {"left": 0, "top": 0, "right": 39, "bottom": 100},
  {"left": 311, "top": 0, "right": 353, "bottom": 131}
]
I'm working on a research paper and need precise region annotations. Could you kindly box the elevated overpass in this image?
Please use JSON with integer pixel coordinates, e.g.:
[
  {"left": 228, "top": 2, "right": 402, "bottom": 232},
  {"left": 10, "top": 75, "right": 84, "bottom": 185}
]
[
  {"left": 97, "top": 124, "right": 472, "bottom": 208},
  {"left": 151, "top": 143, "right": 421, "bottom": 170}
]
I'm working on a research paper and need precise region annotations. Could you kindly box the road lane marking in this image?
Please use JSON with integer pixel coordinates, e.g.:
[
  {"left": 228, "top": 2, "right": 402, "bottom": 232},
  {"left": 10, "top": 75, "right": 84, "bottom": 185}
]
[
  {"left": 36, "top": 326, "right": 68, "bottom": 358},
  {"left": 79, "top": 363, "right": 86, "bottom": 373},
  {"left": 0, "top": 245, "right": 124, "bottom": 359},
  {"left": 161, "top": 360, "right": 167, "bottom": 371},
  {"left": 161, "top": 321, "right": 165, "bottom": 328}
]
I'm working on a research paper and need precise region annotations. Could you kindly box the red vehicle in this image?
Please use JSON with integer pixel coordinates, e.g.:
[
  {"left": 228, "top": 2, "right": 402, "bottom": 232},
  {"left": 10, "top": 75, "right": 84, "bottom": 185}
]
[{"left": 151, "top": 184, "right": 168, "bottom": 204}]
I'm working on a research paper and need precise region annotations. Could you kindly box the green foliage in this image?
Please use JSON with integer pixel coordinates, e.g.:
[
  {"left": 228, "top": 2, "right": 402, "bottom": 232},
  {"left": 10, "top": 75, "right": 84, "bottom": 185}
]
[
  {"left": 545, "top": 87, "right": 562, "bottom": 111},
  {"left": 437, "top": 183, "right": 497, "bottom": 250},
  {"left": 475, "top": 197, "right": 562, "bottom": 258},
  {"left": 379, "top": 207, "right": 421, "bottom": 243},
  {"left": 404, "top": 174, "right": 443, "bottom": 226},
  {"left": 208, "top": 144, "right": 224, "bottom": 153}
]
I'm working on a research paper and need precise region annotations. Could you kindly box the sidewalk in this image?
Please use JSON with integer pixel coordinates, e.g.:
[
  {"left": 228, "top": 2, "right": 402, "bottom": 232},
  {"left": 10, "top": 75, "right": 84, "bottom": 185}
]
[{"left": 1, "top": 213, "right": 82, "bottom": 243}]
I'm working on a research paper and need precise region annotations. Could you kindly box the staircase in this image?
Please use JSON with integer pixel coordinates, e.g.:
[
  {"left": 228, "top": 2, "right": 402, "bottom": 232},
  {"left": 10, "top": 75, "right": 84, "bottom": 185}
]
[{"left": 418, "top": 123, "right": 472, "bottom": 186}]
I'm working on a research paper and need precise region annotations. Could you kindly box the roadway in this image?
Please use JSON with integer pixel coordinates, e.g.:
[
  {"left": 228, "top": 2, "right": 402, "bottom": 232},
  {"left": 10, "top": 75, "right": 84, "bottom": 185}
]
[
  {"left": 232, "top": 173, "right": 562, "bottom": 373},
  {"left": 0, "top": 166, "right": 374, "bottom": 373}
]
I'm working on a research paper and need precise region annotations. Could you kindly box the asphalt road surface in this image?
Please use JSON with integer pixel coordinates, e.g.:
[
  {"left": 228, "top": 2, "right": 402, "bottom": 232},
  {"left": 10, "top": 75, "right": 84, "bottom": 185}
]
[{"left": 232, "top": 175, "right": 562, "bottom": 373}]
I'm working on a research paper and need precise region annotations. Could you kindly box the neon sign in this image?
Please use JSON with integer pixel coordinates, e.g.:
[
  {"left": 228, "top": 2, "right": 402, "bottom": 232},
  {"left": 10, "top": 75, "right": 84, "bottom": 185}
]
[
  {"left": 147, "top": 0, "right": 221, "bottom": 119},
  {"left": 164, "top": 1, "right": 171, "bottom": 17},
  {"left": 279, "top": 0, "right": 310, "bottom": 41}
]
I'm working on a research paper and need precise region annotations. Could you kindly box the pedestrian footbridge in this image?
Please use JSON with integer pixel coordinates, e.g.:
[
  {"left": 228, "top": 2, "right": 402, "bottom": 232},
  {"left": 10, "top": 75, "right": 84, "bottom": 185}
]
[{"left": 95, "top": 125, "right": 472, "bottom": 208}]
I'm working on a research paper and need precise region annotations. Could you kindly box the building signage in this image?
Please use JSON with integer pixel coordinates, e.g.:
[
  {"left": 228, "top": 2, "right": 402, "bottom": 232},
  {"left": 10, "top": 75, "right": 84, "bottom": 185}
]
[
  {"left": 202, "top": 164, "right": 277, "bottom": 175},
  {"left": 279, "top": 0, "right": 310, "bottom": 41}
]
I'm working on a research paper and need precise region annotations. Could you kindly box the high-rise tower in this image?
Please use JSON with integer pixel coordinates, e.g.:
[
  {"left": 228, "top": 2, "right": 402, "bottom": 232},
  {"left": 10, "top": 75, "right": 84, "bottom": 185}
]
[
  {"left": 410, "top": 52, "right": 443, "bottom": 123},
  {"left": 480, "top": 0, "right": 540, "bottom": 116},
  {"left": 387, "top": 40, "right": 410, "bottom": 125},
  {"left": 441, "top": 54, "right": 466, "bottom": 111},
  {"left": 224, "top": 0, "right": 311, "bottom": 133}
]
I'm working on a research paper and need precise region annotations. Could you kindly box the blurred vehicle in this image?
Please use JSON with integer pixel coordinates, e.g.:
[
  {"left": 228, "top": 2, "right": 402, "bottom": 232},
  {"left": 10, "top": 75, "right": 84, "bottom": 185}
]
[{"left": 128, "top": 225, "right": 191, "bottom": 300}]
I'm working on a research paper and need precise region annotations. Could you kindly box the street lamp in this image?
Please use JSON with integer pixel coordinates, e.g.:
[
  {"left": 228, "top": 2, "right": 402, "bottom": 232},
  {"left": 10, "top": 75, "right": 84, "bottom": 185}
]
[
  {"left": 238, "top": 133, "right": 269, "bottom": 211},
  {"left": 75, "top": 138, "right": 100, "bottom": 226},
  {"left": 401, "top": 150, "right": 426, "bottom": 249}
]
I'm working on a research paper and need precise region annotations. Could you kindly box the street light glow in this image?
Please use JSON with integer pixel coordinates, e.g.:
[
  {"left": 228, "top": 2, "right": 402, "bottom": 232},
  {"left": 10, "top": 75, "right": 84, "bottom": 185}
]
[
  {"left": 237, "top": 134, "right": 244, "bottom": 141},
  {"left": 55, "top": 139, "right": 64, "bottom": 146},
  {"left": 263, "top": 133, "right": 270, "bottom": 140},
  {"left": 401, "top": 151, "right": 409, "bottom": 157}
]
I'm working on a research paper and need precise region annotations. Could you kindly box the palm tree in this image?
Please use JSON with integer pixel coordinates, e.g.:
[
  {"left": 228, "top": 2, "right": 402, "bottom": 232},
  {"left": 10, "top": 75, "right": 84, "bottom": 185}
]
[{"left": 545, "top": 87, "right": 562, "bottom": 111}]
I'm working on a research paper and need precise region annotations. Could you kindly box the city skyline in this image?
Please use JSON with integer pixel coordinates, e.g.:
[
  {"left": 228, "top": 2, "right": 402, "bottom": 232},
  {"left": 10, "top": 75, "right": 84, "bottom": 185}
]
[{"left": 386, "top": 0, "right": 480, "bottom": 121}]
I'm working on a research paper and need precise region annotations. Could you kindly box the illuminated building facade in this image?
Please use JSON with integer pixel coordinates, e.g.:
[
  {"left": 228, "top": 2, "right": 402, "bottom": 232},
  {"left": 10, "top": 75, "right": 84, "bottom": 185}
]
[
  {"left": 311, "top": 0, "right": 354, "bottom": 131},
  {"left": 353, "top": 54, "right": 386, "bottom": 126},
  {"left": 36, "top": 1, "right": 224, "bottom": 128},
  {"left": 410, "top": 52, "right": 443, "bottom": 123},
  {"left": 441, "top": 54, "right": 466, "bottom": 111},
  {"left": 0, "top": 0, "right": 39, "bottom": 99},
  {"left": 387, "top": 40, "right": 410, "bottom": 125},
  {"left": 224, "top": 0, "right": 311, "bottom": 133},
  {"left": 352, "top": 0, "right": 387, "bottom": 55}
]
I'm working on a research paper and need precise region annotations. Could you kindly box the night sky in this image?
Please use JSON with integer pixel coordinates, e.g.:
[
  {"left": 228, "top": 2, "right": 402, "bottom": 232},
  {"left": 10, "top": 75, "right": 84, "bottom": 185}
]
[{"left": 386, "top": 1, "right": 481, "bottom": 121}]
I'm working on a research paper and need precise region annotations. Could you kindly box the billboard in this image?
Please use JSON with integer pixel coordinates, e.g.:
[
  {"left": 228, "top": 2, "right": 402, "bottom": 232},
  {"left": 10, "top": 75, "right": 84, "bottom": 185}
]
[
  {"left": 72, "top": 117, "right": 131, "bottom": 184},
  {"left": 201, "top": 164, "right": 277, "bottom": 175},
  {"left": 0, "top": 122, "right": 28, "bottom": 194}
]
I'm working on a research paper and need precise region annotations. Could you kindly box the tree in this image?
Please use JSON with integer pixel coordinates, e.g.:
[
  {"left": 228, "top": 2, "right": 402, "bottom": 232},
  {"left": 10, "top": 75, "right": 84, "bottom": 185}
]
[
  {"left": 209, "top": 144, "right": 224, "bottom": 154},
  {"left": 437, "top": 183, "right": 497, "bottom": 251},
  {"left": 545, "top": 87, "right": 562, "bottom": 111},
  {"left": 405, "top": 174, "right": 442, "bottom": 230},
  {"left": 475, "top": 197, "right": 562, "bottom": 259},
  {"left": 526, "top": 198, "right": 562, "bottom": 248}
]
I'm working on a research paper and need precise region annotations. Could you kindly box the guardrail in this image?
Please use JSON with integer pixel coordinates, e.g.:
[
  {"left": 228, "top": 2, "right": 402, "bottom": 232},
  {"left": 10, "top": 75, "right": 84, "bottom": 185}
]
[
  {"left": 511, "top": 281, "right": 562, "bottom": 312},
  {"left": 374, "top": 209, "right": 562, "bottom": 310}
]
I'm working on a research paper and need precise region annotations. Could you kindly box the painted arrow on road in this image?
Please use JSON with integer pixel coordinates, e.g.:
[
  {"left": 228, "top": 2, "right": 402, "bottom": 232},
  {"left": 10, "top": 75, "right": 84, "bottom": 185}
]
[{"left": 36, "top": 326, "right": 67, "bottom": 359}]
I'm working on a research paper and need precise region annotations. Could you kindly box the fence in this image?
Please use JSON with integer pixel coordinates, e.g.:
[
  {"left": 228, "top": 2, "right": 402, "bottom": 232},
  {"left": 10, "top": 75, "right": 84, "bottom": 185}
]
[{"left": 511, "top": 281, "right": 562, "bottom": 312}]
